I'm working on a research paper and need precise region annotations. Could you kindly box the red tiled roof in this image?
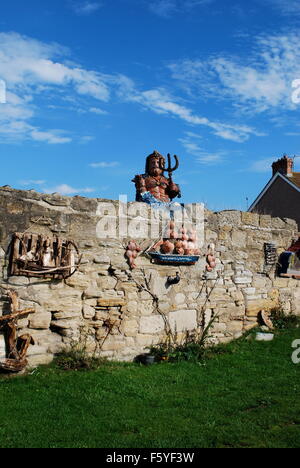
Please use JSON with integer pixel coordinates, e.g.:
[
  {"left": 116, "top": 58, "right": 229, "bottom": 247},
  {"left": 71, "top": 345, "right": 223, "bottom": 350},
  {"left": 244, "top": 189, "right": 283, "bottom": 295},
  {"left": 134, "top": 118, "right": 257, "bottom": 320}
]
[
  {"left": 290, "top": 172, "right": 300, "bottom": 189},
  {"left": 288, "top": 238, "right": 300, "bottom": 252}
]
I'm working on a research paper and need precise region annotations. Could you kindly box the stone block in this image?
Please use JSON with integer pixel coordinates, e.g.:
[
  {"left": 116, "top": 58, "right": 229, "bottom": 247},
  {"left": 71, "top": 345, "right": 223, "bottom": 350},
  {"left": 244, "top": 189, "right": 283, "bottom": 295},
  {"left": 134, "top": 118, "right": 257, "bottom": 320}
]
[
  {"left": 97, "top": 276, "right": 118, "bottom": 290},
  {"left": 234, "top": 276, "right": 253, "bottom": 285},
  {"left": 96, "top": 298, "right": 126, "bottom": 307},
  {"left": 226, "top": 321, "right": 244, "bottom": 334},
  {"left": 50, "top": 319, "right": 79, "bottom": 330},
  {"left": 259, "top": 215, "right": 272, "bottom": 229},
  {"left": 51, "top": 310, "right": 82, "bottom": 320},
  {"left": 218, "top": 211, "right": 241, "bottom": 226},
  {"left": 0, "top": 334, "right": 6, "bottom": 360},
  {"left": 27, "top": 354, "right": 54, "bottom": 368},
  {"left": 27, "top": 345, "right": 48, "bottom": 357},
  {"left": 139, "top": 300, "right": 154, "bottom": 316},
  {"left": 231, "top": 231, "right": 247, "bottom": 248},
  {"left": 123, "top": 319, "right": 139, "bottom": 337},
  {"left": 241, "top": 212, "right": 259, "bottom": 227},
  {"left": 65, "top": 274, "right": 90, "bottom": 290},
  {"left": 29, "top": 313, "right": 52, "bottom": 330},
  {"left": 124, "top": 301, "right": 138, "bottom": 314},
  {"left": 101, "top": 337, "right": 126, "bottom": 352},
  {"left": 173, "top": 293, "right": 186, "bottom": 306},
  {"left": 139, "top": 315, "right": 165, "bottom": 334},
  {"left": 245, "top": 298, "right": 278, "bottom": 317},
  {"left": 83, "top": 304, "right": 95, "bottom": 319},
  {"left": 135, "top": 334, "right": 161, "bottom": 347},
  {"left": 93, "top": 255, "right": 111, "bottom": 264},
  {"left": 212, "top": 322, "right": 227, "bottom": 333},
  {"left": 169, "top": 309, "right": 197, "bottom": 333},
  {"left": 242, "top": 287, "right": 256, "bottom": 296}
]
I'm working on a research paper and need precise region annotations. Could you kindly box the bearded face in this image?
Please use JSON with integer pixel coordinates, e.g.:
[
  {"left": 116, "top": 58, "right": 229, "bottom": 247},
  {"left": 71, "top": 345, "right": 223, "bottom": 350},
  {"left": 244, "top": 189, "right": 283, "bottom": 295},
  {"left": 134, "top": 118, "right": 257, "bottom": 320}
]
[{"left": 148, "top": 156, "right": 164, "bottom": 177}]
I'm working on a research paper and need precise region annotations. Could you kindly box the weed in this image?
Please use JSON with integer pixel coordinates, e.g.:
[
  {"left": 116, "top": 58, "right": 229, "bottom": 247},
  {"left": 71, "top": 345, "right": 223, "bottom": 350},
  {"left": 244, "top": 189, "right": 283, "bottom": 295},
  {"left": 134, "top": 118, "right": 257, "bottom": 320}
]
[
  {"left": 55, "top": 327, "right": 105, "bottom": 371},
  {"left": 270, "top": 308, "right": 300, "bottom": 330},
  {"left": 147, "top": 313, "right": 219, "bottom": 363}
]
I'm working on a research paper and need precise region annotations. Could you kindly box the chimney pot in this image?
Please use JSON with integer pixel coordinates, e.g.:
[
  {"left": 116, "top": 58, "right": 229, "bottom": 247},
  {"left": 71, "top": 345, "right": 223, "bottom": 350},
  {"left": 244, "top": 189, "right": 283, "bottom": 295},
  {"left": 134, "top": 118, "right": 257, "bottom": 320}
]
[{"left": 272, "top": 155, "right": 294, "bottom": 177}]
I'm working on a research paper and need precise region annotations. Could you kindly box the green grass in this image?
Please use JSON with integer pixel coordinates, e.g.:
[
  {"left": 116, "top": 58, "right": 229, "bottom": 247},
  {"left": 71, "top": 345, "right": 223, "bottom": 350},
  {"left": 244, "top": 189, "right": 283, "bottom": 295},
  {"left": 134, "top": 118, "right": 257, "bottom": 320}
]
[{"left": 0, "top": 329, "right": 300, "bottom": 448}]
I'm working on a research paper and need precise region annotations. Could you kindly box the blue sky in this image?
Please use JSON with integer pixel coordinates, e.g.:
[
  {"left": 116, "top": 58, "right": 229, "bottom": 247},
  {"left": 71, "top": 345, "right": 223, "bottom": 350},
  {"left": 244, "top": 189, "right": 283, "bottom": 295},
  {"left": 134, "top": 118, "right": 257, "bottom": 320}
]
[{"left": 0, "top": 0, "right": 300, "bottom": 210}]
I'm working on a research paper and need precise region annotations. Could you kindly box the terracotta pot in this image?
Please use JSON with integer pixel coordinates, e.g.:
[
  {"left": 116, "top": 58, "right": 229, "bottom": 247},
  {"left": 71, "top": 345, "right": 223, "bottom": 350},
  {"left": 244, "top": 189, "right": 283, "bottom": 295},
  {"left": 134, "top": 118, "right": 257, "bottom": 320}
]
[
  {"left": 187, "top": 241, "right": 195, "bottom": 250},
  {"left": 169, "top": 230, "right": 178, "bottom": 240},
  {"left": 181, "top": 228, "right": 188, "bottom": 241},
  {"left": 161, "top": 240, "right": 175, "bottom": 254},
  {"left": 181, "top": 240, "right": 188, "bottom": 250},
  {"left": 152, "top": 240, "right": 163, "bottom": 251},
  {"left": 188, "top": 229, "right": 197, "bottom": 242}
]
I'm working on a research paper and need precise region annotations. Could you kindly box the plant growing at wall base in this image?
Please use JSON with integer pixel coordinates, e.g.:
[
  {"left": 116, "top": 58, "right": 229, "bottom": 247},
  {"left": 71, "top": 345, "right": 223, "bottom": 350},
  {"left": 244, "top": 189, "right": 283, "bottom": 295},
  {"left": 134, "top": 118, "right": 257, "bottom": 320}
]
[
  {"left": 147, "top": 312, "right": 219, "bottom": 363},
  {"left": 55, "top": 326, "right": 106, "bottom": 371},
  {"left": 269, "top": 308, "right": 300, "bottom": 330}
]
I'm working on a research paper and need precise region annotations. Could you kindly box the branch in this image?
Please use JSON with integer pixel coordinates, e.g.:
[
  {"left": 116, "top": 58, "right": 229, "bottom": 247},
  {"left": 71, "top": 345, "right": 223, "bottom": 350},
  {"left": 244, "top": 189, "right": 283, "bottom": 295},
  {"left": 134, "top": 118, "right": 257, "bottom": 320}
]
[{"left": 0, "top": 309, "right": 35, "bottom": 323}]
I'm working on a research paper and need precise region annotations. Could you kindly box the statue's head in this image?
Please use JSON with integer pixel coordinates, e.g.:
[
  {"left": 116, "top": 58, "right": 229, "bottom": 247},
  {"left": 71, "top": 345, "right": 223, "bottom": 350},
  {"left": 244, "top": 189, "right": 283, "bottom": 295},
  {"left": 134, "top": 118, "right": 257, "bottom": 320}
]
[{"left": 145, "top": 150, "right": 165, "bottom": 177}]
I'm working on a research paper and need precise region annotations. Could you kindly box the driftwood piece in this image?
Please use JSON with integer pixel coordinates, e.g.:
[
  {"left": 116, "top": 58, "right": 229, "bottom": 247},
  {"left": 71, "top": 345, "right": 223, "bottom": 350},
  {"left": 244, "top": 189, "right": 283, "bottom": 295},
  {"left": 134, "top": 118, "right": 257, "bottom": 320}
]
[
  {"left": 0, "top": 359, "right": 28, "bottom": 373},
  {"left": 0, "top": 309, "right": 35, "bottom": 323},
  {"left": 0, "top": 290, "right": 35, "bottom": 373},
  {"left": 10, "top": 233, "right": 82, "bottom": 279},
  {"left": 260, "top": 310, "right": 274, "bottom": 330},
  {"left": 8, "top": 290, "right": 18, "bottom": 314}
]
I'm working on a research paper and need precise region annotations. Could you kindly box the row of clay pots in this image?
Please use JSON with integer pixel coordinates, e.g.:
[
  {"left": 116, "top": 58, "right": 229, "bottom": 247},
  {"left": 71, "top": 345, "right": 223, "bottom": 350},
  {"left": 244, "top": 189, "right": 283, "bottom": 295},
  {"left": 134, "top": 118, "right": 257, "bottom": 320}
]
[
  {"left": 158, "top": 239, "right": 200, "bottom": 256},
  {"left": 164, "top": 223, "right": 198, "bottom": 243}
]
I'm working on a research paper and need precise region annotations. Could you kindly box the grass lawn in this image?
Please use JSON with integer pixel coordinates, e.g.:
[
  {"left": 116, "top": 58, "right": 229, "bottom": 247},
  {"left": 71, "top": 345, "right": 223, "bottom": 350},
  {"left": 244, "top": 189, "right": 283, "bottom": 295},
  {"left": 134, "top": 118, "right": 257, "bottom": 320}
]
[{"left": 0, "top": 329, "right": 299, "bottom": 448}]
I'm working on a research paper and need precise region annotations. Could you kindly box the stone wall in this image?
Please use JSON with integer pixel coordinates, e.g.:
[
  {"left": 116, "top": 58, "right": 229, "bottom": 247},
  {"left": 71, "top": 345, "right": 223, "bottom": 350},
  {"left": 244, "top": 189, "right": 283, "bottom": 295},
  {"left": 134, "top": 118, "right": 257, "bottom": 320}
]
[{"left": 0, "top": 186, "right": 299, "bottom": 366}]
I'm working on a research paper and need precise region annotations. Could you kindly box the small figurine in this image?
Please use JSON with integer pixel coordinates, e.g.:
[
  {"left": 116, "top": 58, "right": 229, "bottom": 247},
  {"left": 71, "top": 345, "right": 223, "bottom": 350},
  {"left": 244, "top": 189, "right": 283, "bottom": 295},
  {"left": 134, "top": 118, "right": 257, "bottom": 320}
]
[
  {"left": 206, "top": 243, "right": 217, "bottom": 272},
  {"left": 125, "top": 241, "right": 141, "bottom": 269},
  {"left": 42, "top": 238, "right": 55, "bottom": 267}
]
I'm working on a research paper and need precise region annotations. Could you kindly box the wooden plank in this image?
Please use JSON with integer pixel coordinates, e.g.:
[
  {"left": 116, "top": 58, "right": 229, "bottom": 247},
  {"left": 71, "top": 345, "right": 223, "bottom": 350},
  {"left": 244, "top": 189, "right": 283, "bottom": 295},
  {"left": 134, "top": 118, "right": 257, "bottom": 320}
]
[
  {"left": 11, "top": 235, "right": 20, "bottom": 275},
  {"left": 23, "top": 233, "right": 30, "bottom": 256}
]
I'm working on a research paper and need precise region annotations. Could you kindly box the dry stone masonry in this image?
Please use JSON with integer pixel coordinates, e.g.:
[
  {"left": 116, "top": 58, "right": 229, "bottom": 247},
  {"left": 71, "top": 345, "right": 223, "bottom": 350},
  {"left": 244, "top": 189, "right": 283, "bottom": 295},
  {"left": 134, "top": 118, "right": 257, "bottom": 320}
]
[{"left": 0, "top": 186, "right": 299, "bottom": 366}]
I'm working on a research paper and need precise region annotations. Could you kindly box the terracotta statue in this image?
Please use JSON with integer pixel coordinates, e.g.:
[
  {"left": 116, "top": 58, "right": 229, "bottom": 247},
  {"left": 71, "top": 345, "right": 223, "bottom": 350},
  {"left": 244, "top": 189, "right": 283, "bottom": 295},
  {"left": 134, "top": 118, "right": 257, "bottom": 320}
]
[
  {"left": 206, "top": 243, "right": 217, "bottom": 272},
  {"left": 125, "top": 240, "right": 141, "bottom": 269},
  {"left": 132, "top": 150, "right": 181, "bottom": 204}
]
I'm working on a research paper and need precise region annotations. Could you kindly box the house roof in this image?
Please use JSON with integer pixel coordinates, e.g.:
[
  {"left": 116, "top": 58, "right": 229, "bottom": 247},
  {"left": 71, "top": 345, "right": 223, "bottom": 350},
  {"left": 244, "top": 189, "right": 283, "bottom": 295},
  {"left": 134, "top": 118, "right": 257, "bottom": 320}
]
[
  {"left": 288, "top": 238, "right": 300, "bottom": 252},
  {"left": 249, "top": 171, "right": 300, "bottom": 212},
  {"left": 290, "top": 172, "right": 300, "bottom": 189}
]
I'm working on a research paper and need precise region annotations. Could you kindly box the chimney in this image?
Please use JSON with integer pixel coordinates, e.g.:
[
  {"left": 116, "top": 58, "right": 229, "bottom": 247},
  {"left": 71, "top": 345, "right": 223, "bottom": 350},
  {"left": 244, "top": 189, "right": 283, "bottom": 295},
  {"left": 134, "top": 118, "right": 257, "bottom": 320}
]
[{"left": 272, "top": 155, "right": 294, "bottom": 177}]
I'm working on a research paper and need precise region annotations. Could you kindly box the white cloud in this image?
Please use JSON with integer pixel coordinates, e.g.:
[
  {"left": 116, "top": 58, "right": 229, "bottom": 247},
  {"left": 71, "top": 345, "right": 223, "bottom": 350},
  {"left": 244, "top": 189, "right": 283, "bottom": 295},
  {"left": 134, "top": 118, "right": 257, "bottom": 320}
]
[
  {"left": 121, "top": 86, "right": 261, "bottom": 142},
  {"left": 148, "top": 0, "right": 214, "bottom": 17},
  {"left": 89, "top": 161, "right": 119, "bottom": 168},
  {"left": 72, "top": 1, "right": 102, "bottom": 15},
  {"left": 169, "top": 32, "right": 300, "bottom": 114},
  {"left": 19, "top": 179, "right": 46, "bottom": 186},
  {"left": 80, "top": 135, "right": 95, "bottom": 144},
  {"left": 0, "top": 31, "right": 265, "bottom": 146},
  {"left": 0, "top": 32, "right": 110, "bottom": 101},
  {"left": 264, "top": 0, "right": 300, "bottom": 14},
  {"left": 0, "top": 32, "right": 110, "bottom": 144},
  {"left": 179, "top": 133, "right": 225, "bottom": 164},
  {"left": 43, "top": 184, "right": 95, "bottom": 195},
  {"left": 30, "top": 130, "right": 72, "bottom": 144},
  {"left": 249, "top": 158, "right": 275, "bottom": 173},
  {"left": 89, "top": 107, "right": 108, "bottom": 115}
]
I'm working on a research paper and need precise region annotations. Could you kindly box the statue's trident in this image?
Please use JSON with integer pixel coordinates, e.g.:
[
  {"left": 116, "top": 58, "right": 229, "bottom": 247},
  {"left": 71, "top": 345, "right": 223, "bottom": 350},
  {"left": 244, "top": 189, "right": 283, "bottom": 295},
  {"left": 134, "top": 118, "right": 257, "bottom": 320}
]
[{"left": 160, "top": 153, "right": 179, "bottom": 181}]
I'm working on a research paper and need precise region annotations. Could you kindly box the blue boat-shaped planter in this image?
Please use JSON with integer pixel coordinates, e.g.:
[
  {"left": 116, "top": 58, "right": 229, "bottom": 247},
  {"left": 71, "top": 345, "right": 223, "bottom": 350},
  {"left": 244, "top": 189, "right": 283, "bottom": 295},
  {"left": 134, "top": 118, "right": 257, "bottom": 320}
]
[{"left": 148, "top": 252, "right": 200, "bottom": 266}]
